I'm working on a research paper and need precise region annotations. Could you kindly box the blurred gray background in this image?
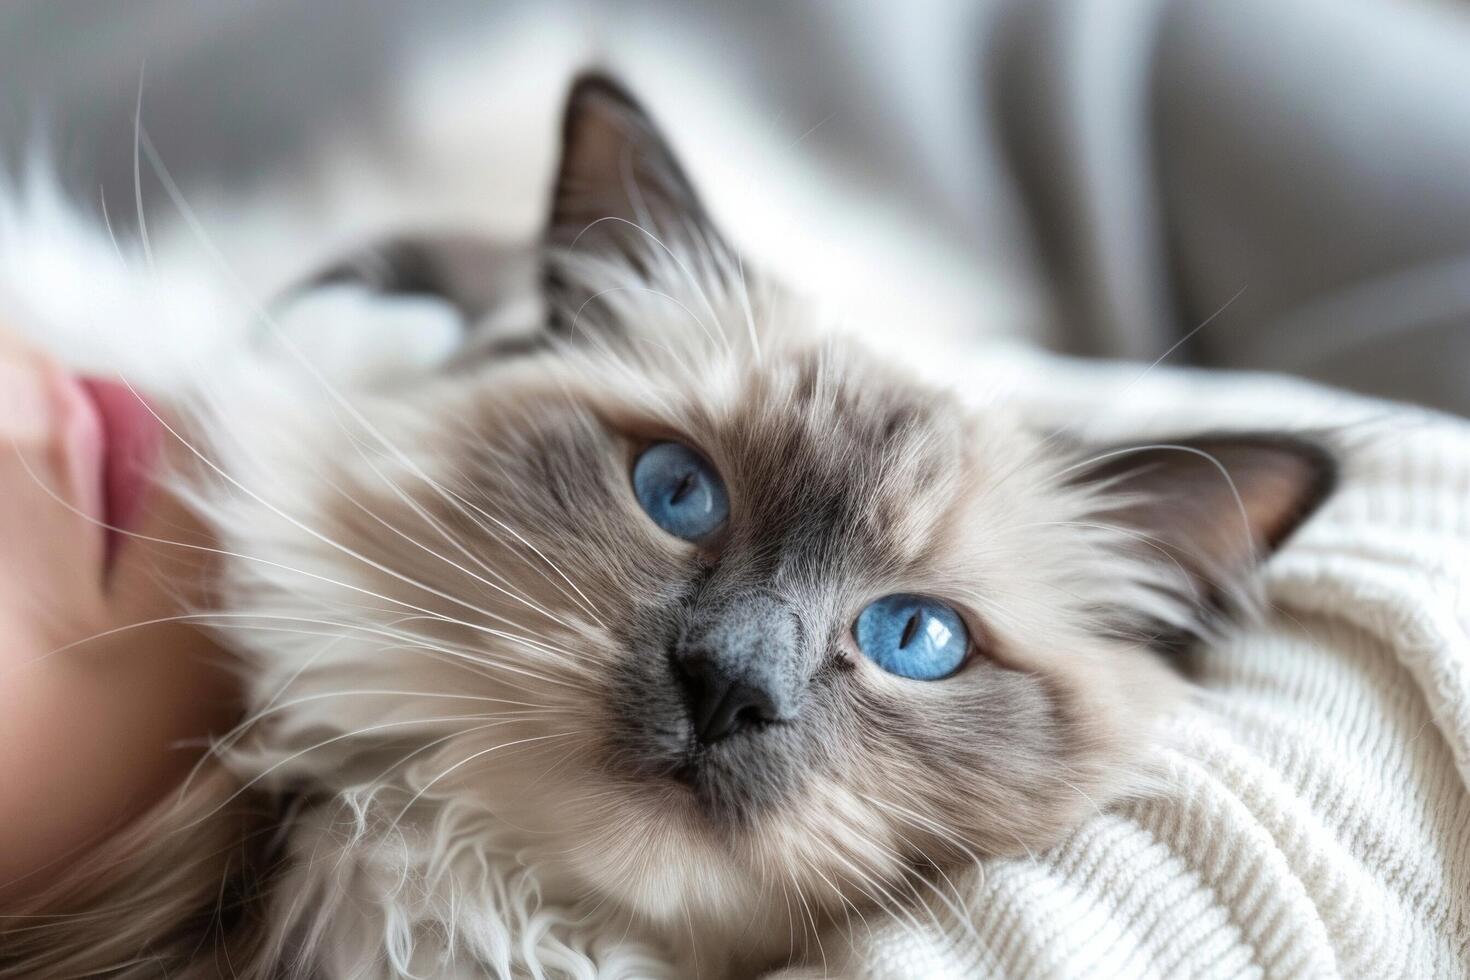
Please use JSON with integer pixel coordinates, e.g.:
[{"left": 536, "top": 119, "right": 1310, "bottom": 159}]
[{"left": 3, "top": 0, "right": 1468, "bottom": 415}]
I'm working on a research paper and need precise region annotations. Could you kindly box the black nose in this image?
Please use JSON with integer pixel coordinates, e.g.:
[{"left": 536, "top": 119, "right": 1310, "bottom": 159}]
[{"left": 676, "top": 655, "right": 780, "bottom": 744}]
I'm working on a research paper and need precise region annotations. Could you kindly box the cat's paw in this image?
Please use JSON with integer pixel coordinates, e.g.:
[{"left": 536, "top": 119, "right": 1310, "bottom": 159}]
[{"left": 260, "top": 281, "right": 466, "bottom": 387}]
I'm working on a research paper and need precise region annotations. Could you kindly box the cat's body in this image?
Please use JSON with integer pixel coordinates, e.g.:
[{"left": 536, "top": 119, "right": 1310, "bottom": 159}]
[{"left": 0, "top": 77, "right": 1333, "bottom": 979}]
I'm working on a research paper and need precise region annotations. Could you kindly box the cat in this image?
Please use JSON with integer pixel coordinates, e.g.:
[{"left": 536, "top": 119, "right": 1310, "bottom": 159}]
[{"left": 0, "top": 75, "right": 1334, "bottom": 979}]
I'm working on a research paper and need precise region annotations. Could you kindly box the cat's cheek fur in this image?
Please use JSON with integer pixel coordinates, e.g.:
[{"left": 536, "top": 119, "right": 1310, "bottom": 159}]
[{"left": 188, "top": 316, "right": 1189, "bottom": 978}]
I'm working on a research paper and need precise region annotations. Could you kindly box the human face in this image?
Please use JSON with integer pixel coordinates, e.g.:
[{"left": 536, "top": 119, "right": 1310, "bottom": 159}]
[{"left": 0, "top": 325, "right": 236, "bottom": 901}]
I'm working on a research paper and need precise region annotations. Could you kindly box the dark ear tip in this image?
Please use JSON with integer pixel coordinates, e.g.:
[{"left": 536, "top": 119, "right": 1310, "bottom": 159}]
[
  {"left": 565, "top": 72, "right": 646, "bottom": 120},
  {"left": 1255, "top": 433, "right": 1339, "bottom": 548},
  {"left": 1180, "top": 432, "right": 1339, "bottom": 551}
]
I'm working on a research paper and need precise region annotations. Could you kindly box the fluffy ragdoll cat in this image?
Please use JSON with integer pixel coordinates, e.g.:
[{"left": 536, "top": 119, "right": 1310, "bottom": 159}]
[{"left": 1, "top": 77, "right": 1335, "bottom": 978}]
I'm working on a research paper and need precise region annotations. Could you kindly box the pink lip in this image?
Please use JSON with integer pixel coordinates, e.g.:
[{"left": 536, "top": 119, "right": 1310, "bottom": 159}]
[{"left": 75, "top": 377, "right": 165, "bottom": 565}]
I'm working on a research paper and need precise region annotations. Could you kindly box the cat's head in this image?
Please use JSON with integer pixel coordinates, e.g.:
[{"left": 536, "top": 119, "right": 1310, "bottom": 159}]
[{"left": 230, "top": 76, "right": 1334, "bottom": 955}]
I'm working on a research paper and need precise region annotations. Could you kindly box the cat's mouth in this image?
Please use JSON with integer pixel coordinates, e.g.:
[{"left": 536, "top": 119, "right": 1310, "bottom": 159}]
[
  {"left": 620, "top": 725, "right": 722, "bottom": 793},
  {"left": 669, "top": 758, "right": 703, "bottom": 789},
  {"left": 667, "top": 742, "right": 735, "bottom": 792},
  {"left": 663, "top": 749, "right": 747, "bottom": 819},
  {"left": 607, "top": 714, "right": 803, "bottom": 826}
]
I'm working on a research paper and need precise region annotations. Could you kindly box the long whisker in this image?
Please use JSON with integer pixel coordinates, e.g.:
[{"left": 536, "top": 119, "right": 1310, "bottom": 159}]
[
  {"left": 336, "top": 433, "right": 590, "bottom": 637},
  {"left": 857, "top": 794, "right": 982, "bottom": 943},
  {"left": 385, "top": 730, "right": 586, "bottom": 839},
  {"left": 181, "top": 713, "right": 520, "bottom": 829},
  {"left": 566, "top": 214, "right": 730, "bottom": 355},
  {"left": 137, "top": 130, "right": 610, "bottom": 632},
  {"left": 9, "top": 411, "right": 590, "bottom": 674}
]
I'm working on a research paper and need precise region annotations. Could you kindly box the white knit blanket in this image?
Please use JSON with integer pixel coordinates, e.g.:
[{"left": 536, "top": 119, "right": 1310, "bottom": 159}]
[{"left": 830, "top": 343, "right": 1470, "bottom": 979}]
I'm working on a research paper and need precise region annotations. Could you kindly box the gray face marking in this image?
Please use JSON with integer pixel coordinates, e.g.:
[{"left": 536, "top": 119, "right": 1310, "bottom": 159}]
[
  {"left": 674, "top": 593, "right": 805, "bottom": 734},
  {"left": 603, "top": 588, "right": 826, "bottom": 824},
  {"left": 590, "top": 356, "right": 971, "bottom": 825}
]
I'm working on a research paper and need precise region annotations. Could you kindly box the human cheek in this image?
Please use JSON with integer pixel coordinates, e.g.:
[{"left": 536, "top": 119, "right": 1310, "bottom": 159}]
[
  {"left": 0, "top": 354, "right": 52, "bottom": 446},
  {"left": 0, "top": 356, "right": 106, "bottom": 635}
]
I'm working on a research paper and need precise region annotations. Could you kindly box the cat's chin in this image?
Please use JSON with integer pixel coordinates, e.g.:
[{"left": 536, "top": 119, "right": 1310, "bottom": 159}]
[
  {"left": 561, "top": 794, "right": 805, "bottom": 974},
  {"left": 612, "top": 743, "right": 791, "bottom": 828},
  {"left": 534, "top": 766, "right": 894, "bottom": 973}
]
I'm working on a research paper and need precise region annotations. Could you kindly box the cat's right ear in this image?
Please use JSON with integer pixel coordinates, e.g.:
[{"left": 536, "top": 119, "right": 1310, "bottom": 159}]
[
  {"left": 542, "top": 74, "right": 732, "bottom": 330},
  {"left": 1069, "top": 433, "right": 1337, "bottom": 646}
]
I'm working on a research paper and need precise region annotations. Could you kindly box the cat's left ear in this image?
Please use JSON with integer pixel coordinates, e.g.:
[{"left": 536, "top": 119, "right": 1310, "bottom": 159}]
[
  {"left": 1071, "top": 433, "right": 1337, "bottom": 641},
  {"left": 543, "top": 74, "right": 732, "bottom": 325}
]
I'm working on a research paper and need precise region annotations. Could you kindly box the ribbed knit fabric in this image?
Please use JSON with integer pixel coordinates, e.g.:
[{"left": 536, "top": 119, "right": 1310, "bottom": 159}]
[{"left": 841, "top": 342, "right": 1470, "bottom": 979}]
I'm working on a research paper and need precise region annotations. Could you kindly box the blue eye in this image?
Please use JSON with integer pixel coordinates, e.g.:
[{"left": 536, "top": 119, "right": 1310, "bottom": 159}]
[
  {"left": 632, "top": 442, "right": 730, "bottom": 541},
  {"left": 853, "top": 594, "right": 969, "bottom": 680}
]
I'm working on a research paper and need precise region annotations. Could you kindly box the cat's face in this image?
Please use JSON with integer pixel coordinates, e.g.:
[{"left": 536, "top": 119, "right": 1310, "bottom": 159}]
[
  {"left": 227, "top": 77, "right": 1333, "bottom": 955},
  {"left": 399, "top": 328, "right": 1167, "bottom": 914},
  {"left": 303, "top": 306, "right": 1170, "bottom": 945}
]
